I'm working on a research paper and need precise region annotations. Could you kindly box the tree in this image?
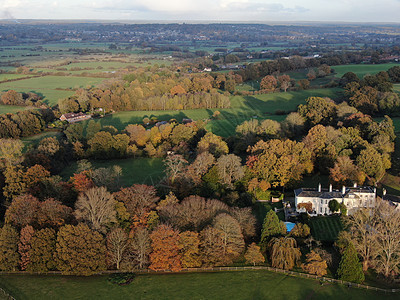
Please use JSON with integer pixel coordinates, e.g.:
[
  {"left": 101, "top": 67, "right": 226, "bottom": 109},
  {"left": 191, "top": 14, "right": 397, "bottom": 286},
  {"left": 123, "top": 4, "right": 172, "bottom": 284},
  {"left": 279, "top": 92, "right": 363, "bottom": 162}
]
[
  {"left": 302, "top": 251, "right": 328, "bottom": 277},
  {"left": 346, "top": 208, "right": 378, "bottom": 271},
  {"left": 70, "top": 171, "right": 94, "bottom": 193},
  {"left": 149, "top": 225, "right": 182, "bottom": 271},
  {"left": 199, "top": 226, "right": 225, "bottom": 266},
  {"left": 282, "top": 112, "right": 305, "bottom": 138},
  {"left": 269, "top": 237, "right": 301, "bottom": 270},
  {"left": 107, "top": 228, "right": 128, "bottom": 270},
  {"left": 298, "top": 79, "right": 310, "bottom": 90},
  {"left": 0, "top": 138, "right": 24, "bottom": 167},
  {"left": 245, "top": 243, "right": 265, "bottom": 266},
  {"left": 86, "top": 120, "right": 101, "bottom": 140},
  {"left": 213, "top": 213, "right": 245, "bottom": 262},
  {"left": 278, "top": 75, "right": 291, "bottom": 92},
  {"left": 5, "top": 194, "right": 40, "bottom": 228},
  {"left": 337, "top": 243, "right": 365, "bottom": 283},
  {"left": 330, "top": 156, "right": 366, "bottom": 186},
  {"left": 55, "top": 224, "right": 106, "bottom": 275},
  {"left": 373, "top": 200, "right": 400, "bottom": 278},
  {"left": 356, "top": 147, "right": 387, "bottom": 184},
  {"left": 289, "top": 223, "right": 310, "bottom": 238},
  {"left": 298, "top": 97, "right": 337, "bottom": 126},
  {"left": 197, "top": 132, "right": 229, "bottom": 157},
  {"left": 328, "top": 199, "right": 340, "bottom": 213},
  {"left": 163, "top": 154, "right": 188, "bottom": 184},
  {"left": 179, "top": 231, "right": 202, "bottom": 268},
  {"left": 18, "top": 225, "right": 34, "bottom": 271},
  {"left": 0, "top": 225, "right": 19, "bottom": 271},
  {"left": 260, "top": 75, "right": 277, "bottom": 92},
  {"left": 74, "top": 187, "right": 117, "bottom": 231},
  {"left": 130, "top": 227, "right": 151, "bottom": 270},
  {"left": 37, "top": 199, "right": 72, "bottom": 228},
  {"left": 27, "top": 228, "right": 56, "bottom": 273},
  {"left": 216, "top": 154, "right": 244, "bottom": 187},
  {"left": 247, "top": 139, "right": 313, "bottom": 188},
  {"left": 229, "top": 207, "right": 256, "bottom": 240},
  {"left": 261, "top": 210, "right": 286, "bottom": 243},
  {"left": 114, "top": 184, "right": 159, "bottom": 220}
]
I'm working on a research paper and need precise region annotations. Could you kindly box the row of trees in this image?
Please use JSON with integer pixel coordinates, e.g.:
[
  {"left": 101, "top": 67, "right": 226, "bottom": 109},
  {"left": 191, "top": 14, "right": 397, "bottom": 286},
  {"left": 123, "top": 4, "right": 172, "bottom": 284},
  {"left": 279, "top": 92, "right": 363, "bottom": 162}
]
[
  {"left": 59, "top": 71, "right": 233, "bottom": 113},
  {"left": 0, "top": 90, "right": 44, "bottom": 107}
]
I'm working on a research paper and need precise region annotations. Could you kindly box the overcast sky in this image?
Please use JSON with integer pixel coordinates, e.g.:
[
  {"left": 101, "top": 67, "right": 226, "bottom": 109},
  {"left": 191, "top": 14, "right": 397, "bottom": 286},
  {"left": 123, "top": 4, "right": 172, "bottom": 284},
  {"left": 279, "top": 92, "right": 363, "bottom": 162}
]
[{"left": 1, "top": 0, "right": 400, "bottom": 23}]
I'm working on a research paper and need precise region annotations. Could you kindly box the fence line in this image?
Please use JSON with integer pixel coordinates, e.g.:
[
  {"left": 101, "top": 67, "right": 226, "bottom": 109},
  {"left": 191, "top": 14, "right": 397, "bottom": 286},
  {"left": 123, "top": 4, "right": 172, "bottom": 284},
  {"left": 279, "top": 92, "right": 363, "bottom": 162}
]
[{"left": 0, "top": 266, "right": 399, "bottom": 295}]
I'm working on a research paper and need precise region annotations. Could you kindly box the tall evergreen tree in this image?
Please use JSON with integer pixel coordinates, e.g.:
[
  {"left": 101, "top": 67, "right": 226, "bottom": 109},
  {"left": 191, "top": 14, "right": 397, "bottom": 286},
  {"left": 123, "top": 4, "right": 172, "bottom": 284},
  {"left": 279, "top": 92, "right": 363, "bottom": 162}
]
[
  {"left": 261, "top": 210, "right": 286, "bottom": 243},
  {"left": 337, "top": 243, "right": 365, "bottom": 283}
]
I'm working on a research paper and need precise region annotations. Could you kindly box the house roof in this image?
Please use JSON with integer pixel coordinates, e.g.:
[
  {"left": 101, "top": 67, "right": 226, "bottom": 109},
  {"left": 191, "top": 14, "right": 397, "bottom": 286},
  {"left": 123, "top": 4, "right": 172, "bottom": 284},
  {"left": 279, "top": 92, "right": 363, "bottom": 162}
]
[
  {"left": 295, "top": 186, "right": 374, "bottom": 199},
  {"left": 62, "top": 112, "right": 86, "bottom": 119}
]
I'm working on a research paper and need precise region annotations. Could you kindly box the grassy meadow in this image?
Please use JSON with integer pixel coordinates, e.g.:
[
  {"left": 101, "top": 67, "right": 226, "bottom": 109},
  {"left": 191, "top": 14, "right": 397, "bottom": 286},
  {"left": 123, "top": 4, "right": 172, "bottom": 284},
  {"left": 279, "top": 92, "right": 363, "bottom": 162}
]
[
  {"left": 0, "top": 270, "right": 397, "bottom": 300},
  {"left": 0, "top": 76, "right": 105, "bottom": 106}
]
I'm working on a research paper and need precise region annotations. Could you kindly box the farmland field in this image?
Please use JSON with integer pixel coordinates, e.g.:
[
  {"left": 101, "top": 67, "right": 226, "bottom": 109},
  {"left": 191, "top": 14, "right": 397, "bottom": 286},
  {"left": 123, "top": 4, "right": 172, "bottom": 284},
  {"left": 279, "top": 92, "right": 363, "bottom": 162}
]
[
  {"left": 0, "top": 76, "right": 105, "bottom": 105},
  {"left": 309, "top": 216, "right": 343, "bottom": 242},
  {"left": 0, "top": 74, "right": 34, "bottom": 81},
  {"left": 0, "top": 270, "right": 397, "bottom": 300},
  {"left": 331, "top": 63, "right": 399, "bottom": 78},
  {"left": 60, "top": 157, "right": 165, "bottom": 187}
]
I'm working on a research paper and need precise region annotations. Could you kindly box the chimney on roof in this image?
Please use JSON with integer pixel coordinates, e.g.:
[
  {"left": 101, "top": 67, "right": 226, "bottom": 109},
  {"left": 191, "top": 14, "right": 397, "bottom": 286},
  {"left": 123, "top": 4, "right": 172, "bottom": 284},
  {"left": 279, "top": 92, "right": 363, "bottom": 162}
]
[
  {"left": 318, "top": 183, "right": 321, "bottom": 192},
  {"left": 329, "top": 184, "right": 332, "bottom": 192},
  {"left": 342, "top": 186, "right": 346, "bottom": 195},
  {"left": 374, "top": 187, "right": 376, "bottom": 194},
  {"left": 354, "top": 183, "right": 357, "bottom": 188}
]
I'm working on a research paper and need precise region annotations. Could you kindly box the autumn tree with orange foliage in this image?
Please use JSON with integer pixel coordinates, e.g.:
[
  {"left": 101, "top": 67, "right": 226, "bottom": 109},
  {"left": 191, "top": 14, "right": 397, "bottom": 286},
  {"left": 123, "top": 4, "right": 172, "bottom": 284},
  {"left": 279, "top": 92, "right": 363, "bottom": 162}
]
[
  {"left": 170, "top": 85, "right": 186, "bottom": 95},
  {"left": 70, "top": 171, "right": 94, "bottom": 193},
  {"left": 149, "top": 224, "right": 182, "bottom": 271},
  {"left": 302, "top": 250, "right": 328, "bottom": 277},
  {"left": 245, "top": 243, "right": 265, "bottom": 266}
]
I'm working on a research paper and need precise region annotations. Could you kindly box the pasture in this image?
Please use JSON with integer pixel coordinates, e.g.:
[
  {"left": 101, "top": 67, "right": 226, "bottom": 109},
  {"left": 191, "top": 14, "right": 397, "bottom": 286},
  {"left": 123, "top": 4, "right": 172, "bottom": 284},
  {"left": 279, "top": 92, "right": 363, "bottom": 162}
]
[
  {"left": 60, "top": 157, "right": 165, "bottom": 187},
  {"left": 85, "top": 88, "right": 341, "bottom": 137},
  {"left": 0, "top": 104, "right": 30, "bottom": 114},
  {"left": 309, "top": 216, "right": 343, "bottom": 242},
  {"left": 0, "top": 76, "right": 105, "bottom": 106},
  {"left": 0, "top": 270, "right": 396, "bottom": 300}
]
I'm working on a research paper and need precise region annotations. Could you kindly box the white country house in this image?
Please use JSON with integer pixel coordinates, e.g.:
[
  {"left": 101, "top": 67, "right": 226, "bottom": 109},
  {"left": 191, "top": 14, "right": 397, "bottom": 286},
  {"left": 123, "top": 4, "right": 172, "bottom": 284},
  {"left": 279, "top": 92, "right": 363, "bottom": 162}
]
[{"left": 294, "top": 184, "right": 376, "bottom": 216}]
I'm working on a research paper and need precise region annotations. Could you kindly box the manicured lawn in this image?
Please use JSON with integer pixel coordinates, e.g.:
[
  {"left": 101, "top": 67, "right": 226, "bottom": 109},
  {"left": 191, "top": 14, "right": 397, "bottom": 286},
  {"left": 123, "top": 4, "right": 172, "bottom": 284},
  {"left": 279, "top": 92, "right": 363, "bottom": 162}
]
[
  {"left": 309, "top": 216, "right": 343, "bottom": 242},
  {"left": 253, "top": 201, "right": 285, "bottom": 225},
  {"left": 331, "top": 63, "right": 399, "bottom": 79},
  {"left": 0, "top": 270, "right": 397, "bottom": 300},
  {"left": 60, "top": 157, "right": 165, "bottom": 187}
]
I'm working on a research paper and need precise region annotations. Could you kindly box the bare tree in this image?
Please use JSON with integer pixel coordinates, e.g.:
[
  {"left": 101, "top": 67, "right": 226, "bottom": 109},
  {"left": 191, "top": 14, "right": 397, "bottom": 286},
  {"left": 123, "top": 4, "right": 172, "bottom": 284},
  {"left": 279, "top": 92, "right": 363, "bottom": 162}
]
[
  {"left": 164, "top": 154, "right": 188, "bottom": 184},
  {"left": 131, "top": 227, "right": 151, "bottom": 269},
  {"left": 373, "top": 200, "right": 400, "bottom": 278},
  {"left": 74, "top": 187, "right": 116, "bottom": 231},
  {"left": 346, "top": 208, "right": 379, "bottom": 271},
  {"left": 213, "top": 213, "right": 245, "bottom": 259},
  {"left": 107, "top": 228, "right": 128, "bottom": 270},
  {"left": 216, "top": 154, "right": 244, "bottom": 187}
]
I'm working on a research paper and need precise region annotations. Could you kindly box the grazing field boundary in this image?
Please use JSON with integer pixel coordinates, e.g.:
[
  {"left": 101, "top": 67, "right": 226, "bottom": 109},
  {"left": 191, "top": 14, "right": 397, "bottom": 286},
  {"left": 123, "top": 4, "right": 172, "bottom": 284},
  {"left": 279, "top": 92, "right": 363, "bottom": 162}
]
[{"left": 1, "top": 266, "right": 399, "bottom": 294}]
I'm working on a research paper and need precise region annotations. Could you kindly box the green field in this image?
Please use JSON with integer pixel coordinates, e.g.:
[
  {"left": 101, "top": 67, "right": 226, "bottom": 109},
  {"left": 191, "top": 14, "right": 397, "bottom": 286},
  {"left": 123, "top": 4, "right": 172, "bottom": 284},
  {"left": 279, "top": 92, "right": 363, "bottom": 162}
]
[
  {"left": 0, "top": 76, "right": 105, "bottom": 105},
  {"left": 86, "top": 88, "right": 340, "bottom": 137},
  {"left": 60, "top": 157, "right": 165, "bottom": 187},
  {"left": 0, "top": 270, "right": 397, "bottom": 300},
  {"left": 332, "top": 63, "right": 399, "bottom": 79},
  {"left": 0, "top": 104, "right": 30, "bottom": 114},
  {"left": 309, "top": 216, "right": 343, "bottom": 242},
  {"left": 0, "top": 74, "right": 34, "bottom": 81}
]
